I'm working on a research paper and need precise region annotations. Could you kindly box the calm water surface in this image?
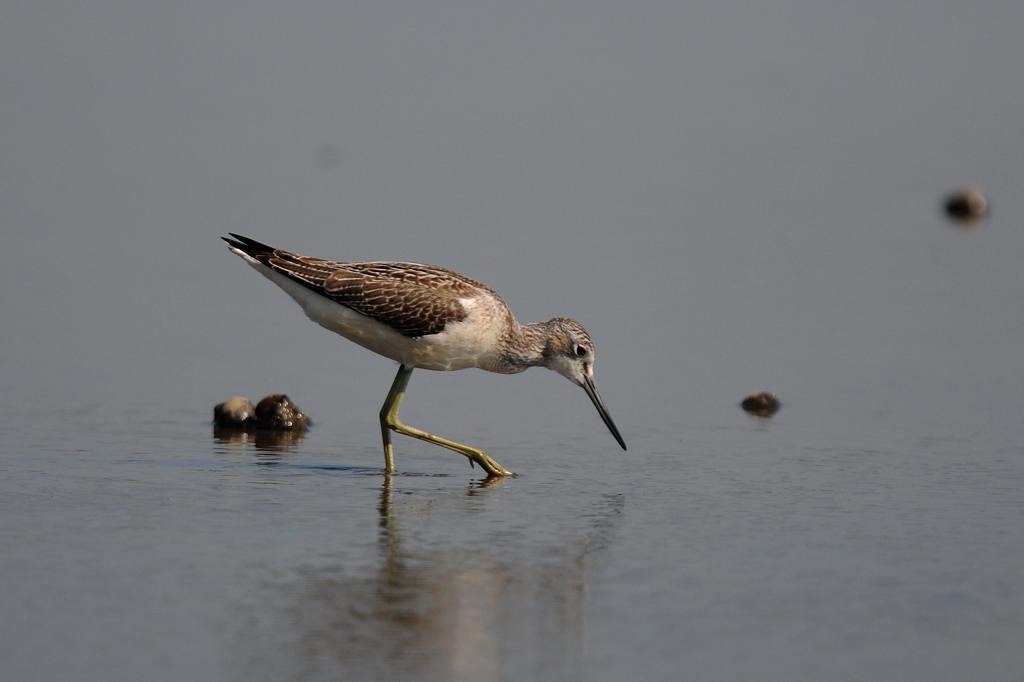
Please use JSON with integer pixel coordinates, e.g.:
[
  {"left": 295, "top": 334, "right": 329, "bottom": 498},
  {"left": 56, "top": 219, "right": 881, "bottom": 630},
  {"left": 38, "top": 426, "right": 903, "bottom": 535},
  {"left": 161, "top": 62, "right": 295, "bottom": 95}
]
[
  {"left": 2, "top": 385, "right": 1022, "bottom": 681},
  {"left": 4, "top": 1, "right": 1024, "bottom": 679}
]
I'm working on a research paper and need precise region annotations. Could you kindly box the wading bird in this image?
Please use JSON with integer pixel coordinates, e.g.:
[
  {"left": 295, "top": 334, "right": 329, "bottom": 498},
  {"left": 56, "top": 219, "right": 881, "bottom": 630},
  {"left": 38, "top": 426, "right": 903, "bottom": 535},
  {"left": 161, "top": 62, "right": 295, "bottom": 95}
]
[{"left": 222, "top": 234, "right": 625, "bottom": 476}]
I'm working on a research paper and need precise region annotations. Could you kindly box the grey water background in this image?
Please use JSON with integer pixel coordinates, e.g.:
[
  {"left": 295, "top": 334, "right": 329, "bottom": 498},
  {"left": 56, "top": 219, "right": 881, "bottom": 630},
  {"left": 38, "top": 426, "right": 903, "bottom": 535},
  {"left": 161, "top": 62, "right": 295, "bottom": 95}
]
[{"left": 3, "top": 1, "right": 1024, "bottom": 680}]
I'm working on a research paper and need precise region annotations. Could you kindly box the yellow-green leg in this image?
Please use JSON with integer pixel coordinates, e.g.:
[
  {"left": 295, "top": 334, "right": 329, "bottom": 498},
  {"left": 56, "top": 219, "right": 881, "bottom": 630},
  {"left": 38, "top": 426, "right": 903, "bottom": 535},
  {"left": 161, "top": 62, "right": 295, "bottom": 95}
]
[{"left": 378, "top": 365, "right": 514, "bottom": 477}]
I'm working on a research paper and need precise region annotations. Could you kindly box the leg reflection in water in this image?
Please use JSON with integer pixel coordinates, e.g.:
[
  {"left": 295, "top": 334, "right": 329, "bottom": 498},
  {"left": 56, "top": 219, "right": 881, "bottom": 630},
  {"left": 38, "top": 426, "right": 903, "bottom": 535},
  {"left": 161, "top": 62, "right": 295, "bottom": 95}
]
[{"left": 230, "top": 478, "right": 624, "bottom": 682}]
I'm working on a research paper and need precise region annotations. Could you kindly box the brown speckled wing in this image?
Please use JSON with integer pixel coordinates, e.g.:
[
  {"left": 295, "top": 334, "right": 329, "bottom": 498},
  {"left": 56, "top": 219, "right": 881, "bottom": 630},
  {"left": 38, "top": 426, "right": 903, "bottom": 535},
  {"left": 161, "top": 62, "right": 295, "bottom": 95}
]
[
  {"left": 223, "top": 234, "right": 496, "bottom": 337},
  {"left": 320, "top": 262, "right": 484, "bottom": 337},
  {"left": 265, "top": 259, "right": 487, "bottom": 340}
]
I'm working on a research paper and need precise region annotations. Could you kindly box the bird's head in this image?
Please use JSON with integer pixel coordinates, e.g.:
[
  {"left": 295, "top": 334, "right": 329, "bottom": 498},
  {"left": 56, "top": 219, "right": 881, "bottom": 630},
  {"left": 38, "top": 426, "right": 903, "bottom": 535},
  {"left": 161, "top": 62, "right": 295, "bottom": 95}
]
[{"left": 542, "top": 318, "right": 626, "bottom": 451}]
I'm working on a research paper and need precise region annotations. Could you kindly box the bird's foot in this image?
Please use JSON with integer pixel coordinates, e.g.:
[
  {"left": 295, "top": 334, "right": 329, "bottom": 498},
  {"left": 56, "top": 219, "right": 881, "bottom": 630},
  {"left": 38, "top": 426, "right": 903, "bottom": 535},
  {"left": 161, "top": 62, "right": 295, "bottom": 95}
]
[{"left": 466, "top": 449, "right": 515, "bottom": 478}]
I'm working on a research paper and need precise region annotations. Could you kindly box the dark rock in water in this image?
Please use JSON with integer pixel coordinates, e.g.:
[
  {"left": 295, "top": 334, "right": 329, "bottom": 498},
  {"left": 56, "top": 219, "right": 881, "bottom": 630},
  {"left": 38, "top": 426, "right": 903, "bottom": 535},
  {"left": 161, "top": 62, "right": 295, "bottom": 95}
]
[
  {"left": 741, "top": 391, "right": 781, "bottom": 418},
  {"left": 255, "top": 394, "right": 310, "bottom": 430},
  {"left": 213, "top": 396, "right": 256, "bottom": 428},
  {"left": 213, "top": 394, "right": 310, "bottom": 434},
  {"left": 943, "top": 187, "right": 989, "bottom": 226}
]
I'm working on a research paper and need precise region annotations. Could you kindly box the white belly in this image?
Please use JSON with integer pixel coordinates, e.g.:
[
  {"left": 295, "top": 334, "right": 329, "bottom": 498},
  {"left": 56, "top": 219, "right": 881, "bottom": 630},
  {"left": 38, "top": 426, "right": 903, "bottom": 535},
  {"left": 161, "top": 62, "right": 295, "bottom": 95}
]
[{"left": 242, "top": 257, "right": 502, "bottom": 371}]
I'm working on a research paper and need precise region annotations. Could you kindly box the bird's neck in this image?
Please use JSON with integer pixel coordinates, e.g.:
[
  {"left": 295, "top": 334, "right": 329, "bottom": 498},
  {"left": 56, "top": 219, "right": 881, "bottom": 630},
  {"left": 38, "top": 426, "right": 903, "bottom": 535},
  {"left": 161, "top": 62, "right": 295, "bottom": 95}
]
[{"left": 496, "top": 320, "right": 553, "bottom": 373}]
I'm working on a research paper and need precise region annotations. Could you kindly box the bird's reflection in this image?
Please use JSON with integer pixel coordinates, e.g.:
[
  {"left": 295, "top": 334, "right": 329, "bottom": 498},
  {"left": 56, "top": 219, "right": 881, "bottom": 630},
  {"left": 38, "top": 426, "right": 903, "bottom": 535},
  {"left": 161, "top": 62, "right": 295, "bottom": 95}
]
[{"left": 231, "top": 478, "right": 624, "bottom": 681}]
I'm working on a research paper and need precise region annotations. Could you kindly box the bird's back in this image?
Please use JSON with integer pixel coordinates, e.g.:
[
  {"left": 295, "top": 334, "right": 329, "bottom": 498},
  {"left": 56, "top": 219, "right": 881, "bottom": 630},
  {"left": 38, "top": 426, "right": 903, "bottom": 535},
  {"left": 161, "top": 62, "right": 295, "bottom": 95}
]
[
  {"left": 224, "top": 233, "right": 509, "bottom": 338},
  {"left": 223, "top": 234, "right": 517, "bottom": 370}
]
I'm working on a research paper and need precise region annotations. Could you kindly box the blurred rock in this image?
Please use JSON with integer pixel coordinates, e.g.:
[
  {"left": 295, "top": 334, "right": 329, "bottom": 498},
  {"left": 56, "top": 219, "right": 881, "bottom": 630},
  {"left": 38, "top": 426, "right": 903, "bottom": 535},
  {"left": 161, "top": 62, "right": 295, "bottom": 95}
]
[
  {"left": 740, "top": 391, "right": 781, "bottom": 418},
  {"left": 255, "top": 394, "right": 311, "bottom": 430},
  {"left": 213, "top": 396, "right": 256, "bottom": 428},
  {"left": 943, "top": 187, "right": 989, "bottom": 226}
]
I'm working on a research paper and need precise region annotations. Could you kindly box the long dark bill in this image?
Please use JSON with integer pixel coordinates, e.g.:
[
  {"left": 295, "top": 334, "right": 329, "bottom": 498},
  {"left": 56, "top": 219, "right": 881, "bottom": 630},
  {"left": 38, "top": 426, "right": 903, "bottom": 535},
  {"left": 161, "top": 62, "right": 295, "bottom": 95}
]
[{"left": 583, "top": 376, "right": 627, "bottom": 451}]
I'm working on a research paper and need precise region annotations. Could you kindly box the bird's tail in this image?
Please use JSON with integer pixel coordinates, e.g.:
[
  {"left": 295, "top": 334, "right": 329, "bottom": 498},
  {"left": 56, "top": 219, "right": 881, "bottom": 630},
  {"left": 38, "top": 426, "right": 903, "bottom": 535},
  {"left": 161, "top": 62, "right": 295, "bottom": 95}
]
[{"left": 221, "top": 233, "right": 276, "bottom": 260}]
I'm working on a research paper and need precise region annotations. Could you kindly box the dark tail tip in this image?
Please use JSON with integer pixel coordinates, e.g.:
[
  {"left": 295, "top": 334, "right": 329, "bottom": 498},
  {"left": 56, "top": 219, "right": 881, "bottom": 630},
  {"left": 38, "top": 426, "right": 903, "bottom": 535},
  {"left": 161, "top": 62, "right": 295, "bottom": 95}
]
[{"left": 221, "top": 233, "right": 276, "bottom": 258}]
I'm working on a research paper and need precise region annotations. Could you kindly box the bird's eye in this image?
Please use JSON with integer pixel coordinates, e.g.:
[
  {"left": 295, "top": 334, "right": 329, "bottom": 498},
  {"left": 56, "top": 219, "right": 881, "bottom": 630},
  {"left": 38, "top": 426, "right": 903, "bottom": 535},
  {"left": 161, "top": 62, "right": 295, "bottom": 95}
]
[{"left": 574, "top": 345, "right": 588, "bottom": 357}]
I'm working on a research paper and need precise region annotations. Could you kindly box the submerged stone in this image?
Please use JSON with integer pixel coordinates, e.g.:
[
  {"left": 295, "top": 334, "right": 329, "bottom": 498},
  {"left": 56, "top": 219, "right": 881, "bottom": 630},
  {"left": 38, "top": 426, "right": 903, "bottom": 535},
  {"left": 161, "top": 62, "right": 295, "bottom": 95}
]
[
  {"left": 740, "top": 391, "right": 781, "bottom": 418},
  {"left": 254, "top": 394, "right": 311, "bottom": 430},
  {"left": 943, "top": 187, "right": 989, "bottom": 226},
  {"left": 213, "top": 396, "right": 256, "bottom": 427}
]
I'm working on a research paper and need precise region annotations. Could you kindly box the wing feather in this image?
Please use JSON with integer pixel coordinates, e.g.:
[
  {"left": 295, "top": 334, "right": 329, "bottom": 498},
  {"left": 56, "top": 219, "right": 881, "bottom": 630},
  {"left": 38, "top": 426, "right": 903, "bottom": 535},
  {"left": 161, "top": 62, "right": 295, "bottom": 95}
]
[{"left": 225, "top": 235, "right": 494, "bottom": 338}]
